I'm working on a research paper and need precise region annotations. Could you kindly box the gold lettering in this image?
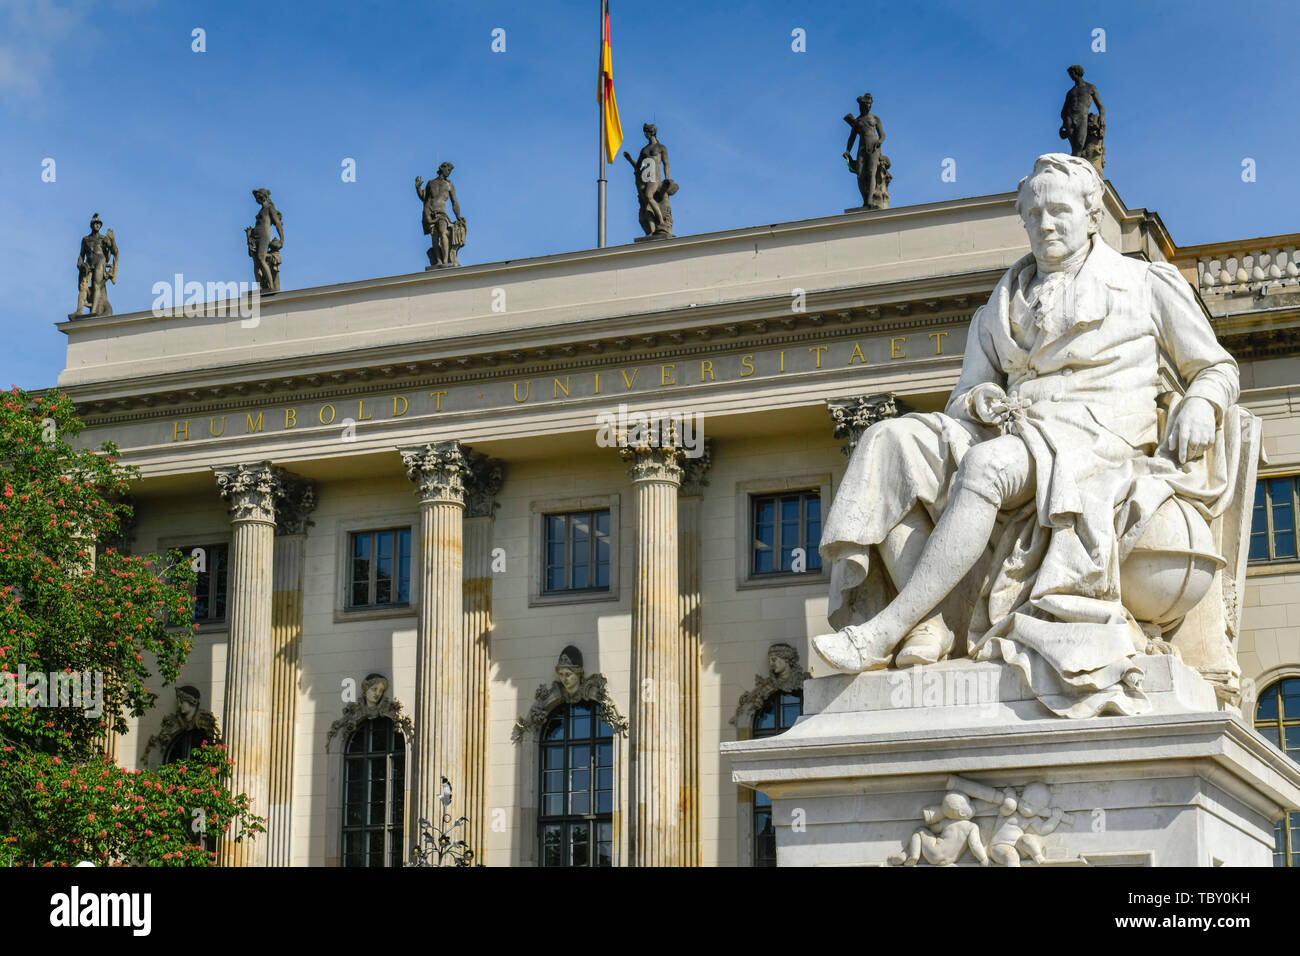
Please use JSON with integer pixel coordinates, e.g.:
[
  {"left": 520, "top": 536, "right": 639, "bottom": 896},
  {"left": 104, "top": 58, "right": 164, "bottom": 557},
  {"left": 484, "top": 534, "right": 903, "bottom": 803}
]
[
  {"left": 513, "top": 381, "right": 532, "bottom": 403},
  {"left": 358, "top": 400, "right": 373, "bottom": 422},
  {"left": 172, "top": 420, "right": 190, "bottom": 442},
  {"left": 209, "top": 416, "right": 227, "bottom": 437},
  {"left": 392, "top": 395, "right": 409, "bottom": 417},
  {"left": 890, "top": 337, "right": 906, "bottom": 359},
  {"left": 739, "top": 355, "right": 755, "bottom": 378},
  {"left": 809, "top": 345, "right": 828, "bottom": 368},
  {"left": 660, "top": 365, "right": 676, "bottom": 386},
  {"left": 848, "top": 342, "right": 866, "bottom": 365},
  {"left": 700, "top": 360, "right": 715, "bottom": 382},
  {"left": 430, "top": 391, "right": 447, "bottom": 412},
  {"left": 553, "top": 376, "right": 570, "bottom": 398},
  {"left": 319, "top": 404, "right": 336, "bottom": 425},
  {"left": 928, "top": 331, "right": 950, "bottom": 355},
  {"left": 620, "top": 368, "right": 639, "bottom": 389},
  {"left": 594, "top": 372, "right": 601, "bottom": 395},
  {"left": 779, "top": 350, "right": 786, "bottom": 373},
  {"left": 245, "top": 412, "right": 263, "bottom": 433}
]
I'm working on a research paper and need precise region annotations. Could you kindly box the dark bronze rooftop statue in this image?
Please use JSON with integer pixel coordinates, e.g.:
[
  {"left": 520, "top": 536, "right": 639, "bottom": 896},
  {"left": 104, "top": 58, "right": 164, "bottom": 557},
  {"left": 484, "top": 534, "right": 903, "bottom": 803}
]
[
  {"left": 69, "top": 212, "right": 118, "bottom": 318},
  {"left": 624, "top": 123, "right": 677, "bottom": 240},
  {"left": 246, "top": 188, "right": 284, "bottom": 293},
  {"left": 1059, "top": 65, "right": 1105, "bottom": 172},
  {"left": 844, "top": 92, "right": 890, "bottom": 210},
  {"left": 416, "top": 162, "right": 467, "bottom": 268}
]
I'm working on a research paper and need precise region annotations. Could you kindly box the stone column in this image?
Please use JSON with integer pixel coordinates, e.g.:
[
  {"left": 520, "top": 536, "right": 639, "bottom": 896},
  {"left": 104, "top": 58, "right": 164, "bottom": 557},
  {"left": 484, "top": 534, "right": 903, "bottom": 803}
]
[
  {"left": 401, "top": 442, "right": 471, "bottom": 857},
  {"left": 213, "top": 462, "right": 282, "bottom": 867},
  {"left": 677, "top": 441, "right": 711, "bottom": 867},
  {"left": 461, "top": 454, "right": 505, "bottom": 862},
  {"left": 620, "top": 439, "right": 686, "bottom": 866},
  {"left": 267, "top": 475, "right": 316, "bottom": 867},
  {"left": 826, "top": 393, "right": 911, "bottom": 455}
]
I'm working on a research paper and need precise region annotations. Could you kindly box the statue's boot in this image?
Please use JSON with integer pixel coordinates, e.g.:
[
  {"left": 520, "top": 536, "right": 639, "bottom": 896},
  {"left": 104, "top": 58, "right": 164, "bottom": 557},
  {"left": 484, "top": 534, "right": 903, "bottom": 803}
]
[
  {"left": 812, "top": 621, "right": 899, "bottom": 673},
  {"left": 894, "top": 618, "right": 955, "bottom": 668}
]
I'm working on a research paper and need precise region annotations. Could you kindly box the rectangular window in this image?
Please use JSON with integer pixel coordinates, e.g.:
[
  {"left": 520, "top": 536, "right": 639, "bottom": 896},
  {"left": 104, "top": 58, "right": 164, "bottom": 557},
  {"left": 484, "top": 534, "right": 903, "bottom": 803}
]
[
  {"left": 750, "top": 490, "right": 822, "bottom": 575},
  {"left": 1249, "top": 476, "right": 1300, "bottom": 563},
  {"left": 348, "top": 529, "right": 412, "bottom": 609},
  {"left": 183, "top": 543, "right": 228, "bottom": 624},
  {"left": 542, "top": 510, "right": 611, "bottom": 593}
]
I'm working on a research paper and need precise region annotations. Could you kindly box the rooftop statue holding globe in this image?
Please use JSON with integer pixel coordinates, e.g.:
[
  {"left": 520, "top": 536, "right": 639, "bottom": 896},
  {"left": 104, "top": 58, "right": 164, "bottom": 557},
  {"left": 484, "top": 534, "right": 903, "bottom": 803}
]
[{"left": 814, "top": 153, "right": 1248, "bottom": 718}]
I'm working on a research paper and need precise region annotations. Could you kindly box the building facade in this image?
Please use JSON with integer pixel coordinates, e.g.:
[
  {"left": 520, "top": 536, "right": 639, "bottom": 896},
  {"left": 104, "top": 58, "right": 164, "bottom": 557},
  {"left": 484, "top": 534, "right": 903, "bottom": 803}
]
[{"left": 54, "top": 180, "right": 1300, "bottom": 866}]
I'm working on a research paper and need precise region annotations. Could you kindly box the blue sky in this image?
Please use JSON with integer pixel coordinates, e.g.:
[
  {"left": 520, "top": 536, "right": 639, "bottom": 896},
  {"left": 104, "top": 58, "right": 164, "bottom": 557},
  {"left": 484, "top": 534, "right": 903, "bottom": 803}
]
[{"left": 2, "top": 0, "right": 1297, "bottom": 390}]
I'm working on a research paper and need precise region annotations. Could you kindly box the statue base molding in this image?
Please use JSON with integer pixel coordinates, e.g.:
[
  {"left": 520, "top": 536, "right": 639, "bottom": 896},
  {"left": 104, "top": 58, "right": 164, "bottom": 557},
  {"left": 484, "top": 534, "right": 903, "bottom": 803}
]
[
  {"left": 633, "top": 232, "right": 673, "bottom": 243},
  {"left": 723, "top": 657, "right": 1300, "bottom": 866}
]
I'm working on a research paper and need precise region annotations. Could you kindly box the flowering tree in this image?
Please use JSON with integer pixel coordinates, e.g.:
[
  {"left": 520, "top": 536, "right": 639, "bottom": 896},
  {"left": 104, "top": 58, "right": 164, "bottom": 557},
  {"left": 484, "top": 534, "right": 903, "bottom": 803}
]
[{"left": 0, "top": 387, "right": 262, "bottom": 865}]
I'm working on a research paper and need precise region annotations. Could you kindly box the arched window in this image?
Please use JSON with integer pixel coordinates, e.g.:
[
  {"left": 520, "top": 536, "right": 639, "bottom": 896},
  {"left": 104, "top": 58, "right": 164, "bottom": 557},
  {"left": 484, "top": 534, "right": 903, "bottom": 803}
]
[
  {"left": 539, "top": 702, "right": 614, "bottom": 867},
  {"left": 751, "top": 690, "right": 802, "bottom": 868},
  {"left": 1254, "top": 677, "right": 1300, "bottom": 867},
  {"left": 342, "top": 717, "right": 406, "bottom": 867}
]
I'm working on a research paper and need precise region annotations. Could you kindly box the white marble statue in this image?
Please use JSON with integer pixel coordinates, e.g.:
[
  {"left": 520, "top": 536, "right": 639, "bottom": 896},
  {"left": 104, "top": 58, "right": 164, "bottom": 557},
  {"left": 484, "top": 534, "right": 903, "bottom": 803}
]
[{"left": 814, "top": 153, "right": 1245, "bottom": 718}]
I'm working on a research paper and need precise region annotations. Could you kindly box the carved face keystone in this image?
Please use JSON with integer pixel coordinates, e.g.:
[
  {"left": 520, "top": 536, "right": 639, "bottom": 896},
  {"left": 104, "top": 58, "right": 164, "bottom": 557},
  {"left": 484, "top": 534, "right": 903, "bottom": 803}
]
[{"left": 556, "top": 666, "right": 581, "bottom": 696}]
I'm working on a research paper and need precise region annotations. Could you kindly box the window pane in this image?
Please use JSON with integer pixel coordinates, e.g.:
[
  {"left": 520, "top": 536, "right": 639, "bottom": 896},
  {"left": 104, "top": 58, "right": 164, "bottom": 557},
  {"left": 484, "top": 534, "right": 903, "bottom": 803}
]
[
  {"left": 541, "top": 824, "right": 562, "bottom": 867},
  {"left": 397, "top": 530, "right": 411, "bottom": 603},
  {"left": 545, "top": 515, "right": 566, "bottom": 591},
  {"left": 1281, "top": 679, "right": 1300, "bottom": 720},
  {"left": 753, "top": 497, "right": 775, "bottom": 574},
  {"left": 569, "top": 822, "right": 590, "bottom": 867},
  {"left": 805, "top": 496, "right": 822, "bottom": 570},
  {"left": 1256, "top": 684, "right": 1280, "bottom": 722}
]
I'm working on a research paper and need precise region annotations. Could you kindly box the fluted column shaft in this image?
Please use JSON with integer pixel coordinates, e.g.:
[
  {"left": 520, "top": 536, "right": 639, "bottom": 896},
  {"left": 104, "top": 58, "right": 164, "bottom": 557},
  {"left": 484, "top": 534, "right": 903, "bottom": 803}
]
[
  {"left": 402, "top": 442, "right": 472, "bottom": 858},
  {"left": 622, "top": 443, "right": 685, "bottom": 866},
  {"left": 268, "top": 532, "right": 306, "bottom": 866},
  {"left": 213, "top": 463, "right": 281, "bottom": 867},
  {"left": 462, "top": 514, "right": 493, "bottom": 860},
  {"left": 676, "top": 441, "right": 710, "bottom": 867}
]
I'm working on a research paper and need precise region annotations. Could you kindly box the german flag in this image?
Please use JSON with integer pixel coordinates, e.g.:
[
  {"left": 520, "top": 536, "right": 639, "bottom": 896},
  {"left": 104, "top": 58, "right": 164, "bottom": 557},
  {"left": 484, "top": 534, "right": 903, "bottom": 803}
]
[{"left": 599, "top": 0, "right": 623, "bottom": 163}]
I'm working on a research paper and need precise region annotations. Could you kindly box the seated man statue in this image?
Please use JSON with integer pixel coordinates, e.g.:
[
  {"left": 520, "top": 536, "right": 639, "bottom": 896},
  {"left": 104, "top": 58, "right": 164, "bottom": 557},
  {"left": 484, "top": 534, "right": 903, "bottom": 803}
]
[{"left": 814, "top": 153, "right": 1243, "bottom": 718}]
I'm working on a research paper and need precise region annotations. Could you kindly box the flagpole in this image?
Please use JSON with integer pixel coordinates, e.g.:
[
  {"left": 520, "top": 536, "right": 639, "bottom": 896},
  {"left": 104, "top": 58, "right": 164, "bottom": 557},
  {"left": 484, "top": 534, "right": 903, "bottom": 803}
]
[{"left": 598, "top": 0, "right": 607, "bottom": 248}]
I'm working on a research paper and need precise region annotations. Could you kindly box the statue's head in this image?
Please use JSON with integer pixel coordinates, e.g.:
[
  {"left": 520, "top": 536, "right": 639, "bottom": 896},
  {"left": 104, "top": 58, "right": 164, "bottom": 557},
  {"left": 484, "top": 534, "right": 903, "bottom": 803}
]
[
  {"left": 253, "top": 188, "right": 271, "bottom": 204},
  {"left": 89, "top": 213, "right": 103, "bottom": 232},
  {"left": 767, "top": 643, "right": 799, "bottom": 678},
  {"left": 643, "top": 123, "right": 657, "bottom": 139},
  {"left": 362, "top": 673, "right": 389, "bottom": 707},
  {"left": 555, "top": 645, "right": 584, "bottom": 696},
  {"left": 1019, "top": 782, "right": 1052, "bottom": 817},
  {"left": 176, "top": 685, "right": 200, "bottom": 721},
  {"left": 1016, "top": 153, "right": 1104, "bottom": 265},
  {"left": 941, "top": 792, "right": 973, "bottom": 820},
  {"left": 1067, "top": 64, "right": 1085, "bottom": 81},
  {"left": 857, "top": 93, "right": 873, "bottom": 109},
  {"left": 438, "top": 162, "right": 454, "bottom": 177}
]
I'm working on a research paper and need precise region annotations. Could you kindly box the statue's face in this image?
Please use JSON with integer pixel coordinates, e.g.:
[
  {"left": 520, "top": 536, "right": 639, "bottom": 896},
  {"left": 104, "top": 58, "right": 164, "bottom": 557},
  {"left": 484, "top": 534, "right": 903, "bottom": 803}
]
[
  {"left": 1020, "top": 174, "right": 1092, "bottom": 265},
  {"left": 556, "top": 666, "right": 581, "bottom": 695},
  {"left": 769, "top": 652, "right": 788, "bottom": 676},
  {"left": 178, "top": 697, "right": 197, "bottom": 720},
  {"left": 364, "top": 680, "right": 387, "bottom": 706}
]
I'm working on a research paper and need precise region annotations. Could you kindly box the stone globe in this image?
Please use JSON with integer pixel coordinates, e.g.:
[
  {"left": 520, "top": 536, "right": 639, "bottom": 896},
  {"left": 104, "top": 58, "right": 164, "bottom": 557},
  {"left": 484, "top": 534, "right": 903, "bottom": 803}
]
[{"left": 1120, "top": 496, "right": 1225, "bottom": 626}]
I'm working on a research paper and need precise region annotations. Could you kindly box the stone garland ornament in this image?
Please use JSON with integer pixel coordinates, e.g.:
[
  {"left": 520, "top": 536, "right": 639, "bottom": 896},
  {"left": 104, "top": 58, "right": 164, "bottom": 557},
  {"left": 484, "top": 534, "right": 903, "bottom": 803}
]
[
  {"left": 512, "top": 646, "right": 629, "bottom": 742},
  {"left": 69, "top": 212, "right": 119, "bottom": 318},
  {"left": 325, "top": 673, "right": 414, "bottom": 752},
  {"left": 886, "top": 775, "right": 1070, "bottom": 867},
  {"left": 731, "top": 643, "right": 811, "bottom": 727},
  {"left": 143, "top": 685, "right": 222, "bottom": 766}
]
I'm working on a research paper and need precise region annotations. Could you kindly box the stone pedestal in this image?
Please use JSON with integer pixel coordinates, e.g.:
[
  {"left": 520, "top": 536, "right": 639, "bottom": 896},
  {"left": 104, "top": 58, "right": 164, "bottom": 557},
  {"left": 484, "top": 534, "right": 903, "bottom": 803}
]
[{"left": 723, "top": 657, "right": 1300, "bottom": 866}]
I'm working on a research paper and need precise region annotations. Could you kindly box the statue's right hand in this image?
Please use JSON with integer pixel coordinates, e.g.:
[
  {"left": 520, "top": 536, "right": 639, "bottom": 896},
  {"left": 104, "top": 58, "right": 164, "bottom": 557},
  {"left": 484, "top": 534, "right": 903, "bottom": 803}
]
[{"left": 971, "top": 383, "right": 1010, "bottom": 426}]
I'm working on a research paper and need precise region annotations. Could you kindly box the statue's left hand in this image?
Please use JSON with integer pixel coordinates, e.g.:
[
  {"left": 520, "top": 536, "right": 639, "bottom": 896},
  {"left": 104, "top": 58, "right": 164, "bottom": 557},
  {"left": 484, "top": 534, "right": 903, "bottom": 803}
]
[{"left": 1164, "top": 396, "right": 1216, "bottom": 464}]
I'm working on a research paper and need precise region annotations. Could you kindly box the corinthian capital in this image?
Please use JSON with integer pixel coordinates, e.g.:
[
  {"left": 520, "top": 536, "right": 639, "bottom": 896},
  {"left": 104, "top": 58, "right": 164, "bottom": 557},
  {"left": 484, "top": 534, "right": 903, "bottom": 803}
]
[
  {"left": 827, "top": 393, "right": 911, "bottom": 455},
  {"left": 464, "top": 452, "right": 506, "bottom": 518},
  {"left": 619, "top": 440, "right": 685, "bottom": 485},
  {"left": 274, "top": 472, "right": 318, "bottom": 535},
  {"left": 213, "top": 462, "right": 282, "bottom": 524},
  {"left": 401, "top": 441, "right": 472, "bottom": 505}
]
